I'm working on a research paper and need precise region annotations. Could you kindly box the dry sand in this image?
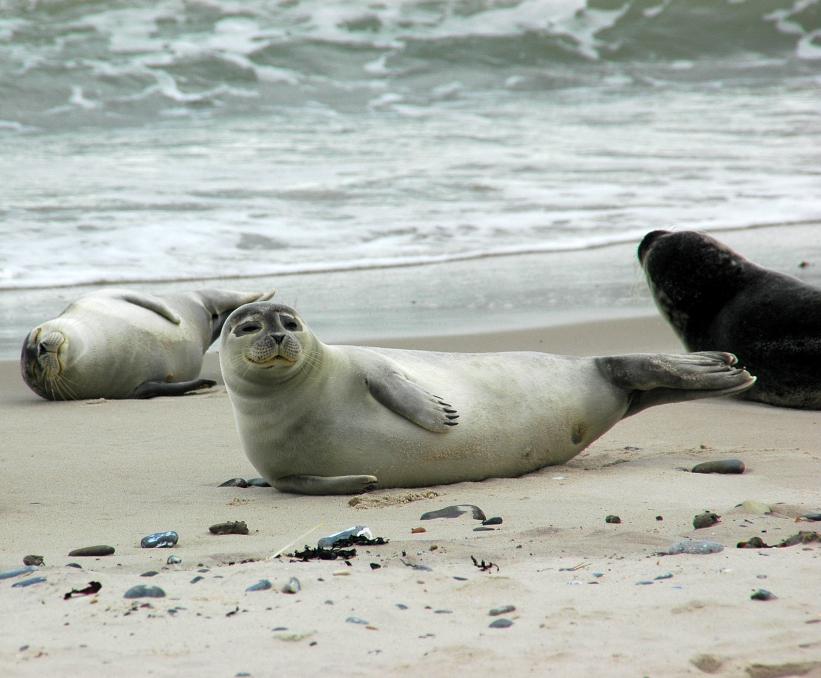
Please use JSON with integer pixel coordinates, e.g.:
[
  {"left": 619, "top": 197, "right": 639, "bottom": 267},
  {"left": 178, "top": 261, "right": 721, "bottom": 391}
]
[{"left": 2, "top": 314, "right": 820, "bottom": 677}]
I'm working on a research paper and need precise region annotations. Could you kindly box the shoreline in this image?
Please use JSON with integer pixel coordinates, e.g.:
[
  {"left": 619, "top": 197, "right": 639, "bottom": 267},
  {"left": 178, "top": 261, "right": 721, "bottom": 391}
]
[{"left": 3, "top": 314, "right": 821, "bottom": 676}]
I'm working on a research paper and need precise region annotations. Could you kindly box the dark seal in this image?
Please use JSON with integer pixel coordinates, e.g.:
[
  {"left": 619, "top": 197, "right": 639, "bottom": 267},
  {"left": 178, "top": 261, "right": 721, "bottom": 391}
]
[{"left": 639, "top": 229, "right": 821, "bottom": 409}]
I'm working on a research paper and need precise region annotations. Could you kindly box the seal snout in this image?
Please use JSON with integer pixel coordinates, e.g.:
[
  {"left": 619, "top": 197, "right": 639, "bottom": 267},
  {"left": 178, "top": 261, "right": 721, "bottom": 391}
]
[{"left": 638, "top": 230, "right": 670, "bottom": 264}]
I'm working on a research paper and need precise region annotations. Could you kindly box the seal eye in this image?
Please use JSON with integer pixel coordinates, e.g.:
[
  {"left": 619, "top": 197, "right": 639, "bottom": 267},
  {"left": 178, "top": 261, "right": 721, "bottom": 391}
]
[
  {"left": 281, "top": 316, "right": 299, "bottom": 331},
  {"left": 235, "top": 321, "right": 262, "bottom": 336}
]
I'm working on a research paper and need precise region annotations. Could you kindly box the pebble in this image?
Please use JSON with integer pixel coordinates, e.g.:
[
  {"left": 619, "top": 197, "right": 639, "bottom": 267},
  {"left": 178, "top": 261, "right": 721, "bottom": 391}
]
[
  {"left": 65, "top": 563, "right": 82, "bottom": 569},
  {"left": 281, "top": 577, "right": 301, "bottom": 594},
  {"left": 22, "top": 555, "right": 44, "bottom": 567},
  {"left": 739, "top": 500, "right": 772, "bottom": 515},
  {"left": 473, "top": 527, "right": 495, "bottom": 532},
  {"left": 396, "top": 603, "right": 408, "bottom": 610},
  {"left": 482, "top": 517, "right": 503, "bottom": 526},
  {"left": 190, "top": 576, "right": 205, "bottom": 584},
  {"left": 12, "top": 577, "right": 47, "bottom": 588},
  {"left": 605, "top": 515, "right": 621, "bottom": 524},
  {"left": 219, "top": 478, "right": 248, "bottom": 488},
  {"left": 751, "top": 588, "right": 776, "bottom": 601},
  {"left": 411, "top": 527, "right": 426, "bottom": 534},
  {"left": 346, "top": 617, "right": 369, "bottom": 625},
  {"left": 0, "top": 566, "right": 37, "bottom": 580},
  {"left": 209, "top": 521, "right": 249, "bottom": 535},
  {"left": 693, "top": 512, "right": 720, "bottom": 529},
  {"left": 246, "top": 478, "right": 271, "bottom": 487},
  {"left": 655, "top": 573, "right": 674, "bottom": 580},
  {"left": 420, "top": 505, "right": 486, "bottom": 521},
  {"left": 489, "top": 605, "right": 516, "bottom": 616},
  {"left": 140, "top": 571, "right": 159, "bottom": 577},
  {"left": 167, "top": 555, "right": 182, "bottom": 565},
  {"left": 691, "top": 459, "right": 745, "bottom": 474},
  {"left": 369, "top": 563, "right": 381, "bottom": 570},
  {"left": 68, "top": 545, "right": 115, "bottom": 557},
  {"left": 140, "top": 531, "right": 179, "bottom": 548},
  {"left": 123, "top": 585, "right": 166, "bottom": 599},
  {"left": 489, "top": 618, "right": 513, "bottom": 629},
  {"left": 636, "top": 581, "right": 654, "bottom": 585},
  {"left": 802, "top": 513, "right": 821, "bottom": 522},
  {"left": 434, "top": 609, "right": 452, "bottom": 614},
  {"left": 664, "top": 540, "right": 724, "bottom": 555},
  {"left": 246, "top": 579, "right": 272, "bottom": 592}
]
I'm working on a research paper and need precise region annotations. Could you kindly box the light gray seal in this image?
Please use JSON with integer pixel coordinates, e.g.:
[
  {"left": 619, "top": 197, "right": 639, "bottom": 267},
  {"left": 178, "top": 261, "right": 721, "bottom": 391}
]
[
  {"left": 22, "top": 288, "right": 275, "bottom": 400},
  {"left": 639, "top": 229, "right": 821, "bottom": 409},
  {"left": 220, "top": 302, "right": 755, "bottom": 494}
]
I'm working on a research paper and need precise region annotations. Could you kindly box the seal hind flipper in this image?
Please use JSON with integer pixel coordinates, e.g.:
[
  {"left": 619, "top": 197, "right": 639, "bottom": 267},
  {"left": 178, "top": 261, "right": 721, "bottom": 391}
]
[
  {"left": 596, "top": 352, "right": 755, "bottom": 416},
  {"left": 118, "top": 292, "right": 182, "bottom": 325},
  {"left": 273, "top": 474, "right": 378, "bottom": 495},
  {"left": 129, "top": 378, "right": 216, "bottom": 399},
  {"left": 366, "top": 368, "right": 459, "bottom": 433}
]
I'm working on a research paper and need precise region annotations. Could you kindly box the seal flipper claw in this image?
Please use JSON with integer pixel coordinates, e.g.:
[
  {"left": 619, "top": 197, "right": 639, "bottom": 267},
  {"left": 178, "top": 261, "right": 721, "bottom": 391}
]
[
  {"left": 273, "top": 474, "right": 378, "bottom": 495},
  {"left": 366, "top": 369, "right": 459, "bottom": 433},
  {"left": 130, "top": 378, "right": 216, "bottom": 399}
]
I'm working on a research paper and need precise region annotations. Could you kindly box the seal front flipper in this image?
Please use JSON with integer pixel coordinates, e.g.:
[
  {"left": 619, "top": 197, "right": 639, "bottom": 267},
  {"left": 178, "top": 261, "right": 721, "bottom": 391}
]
[
  {"left": 129, "top": 378, "right": 216, "bottom": 399},
  {"left": 274, "top": 474, "right": 378, "bottom": 495},
  {"left": 366, "top": 367, "right": 459, "bottom": 433},
  {"left": 118, "top": 292, "right": 182, "bottom": 325}
]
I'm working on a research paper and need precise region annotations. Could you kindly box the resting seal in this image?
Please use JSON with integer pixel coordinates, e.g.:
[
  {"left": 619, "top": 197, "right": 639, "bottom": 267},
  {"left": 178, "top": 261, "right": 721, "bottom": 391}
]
[
  {"left": 220, "top": 302, "right": 754, "bottom": 494},
  {"left": 22, "top": 288, "right": 275, "bottom": 400},
  {"left": 639, "top": 229, "right": 821, "bottom": 409}
]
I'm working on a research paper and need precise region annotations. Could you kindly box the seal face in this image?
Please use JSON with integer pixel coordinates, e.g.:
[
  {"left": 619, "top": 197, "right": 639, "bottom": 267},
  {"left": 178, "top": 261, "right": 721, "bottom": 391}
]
[
  {"left": 639, "top": 229, "right": 821, "bottom": 409},
  {"left": 21, "top": 288, "right": 275, "bottom": 400},
  {"left": 221, "top": 301, "right": 754, "bottom": 494}
]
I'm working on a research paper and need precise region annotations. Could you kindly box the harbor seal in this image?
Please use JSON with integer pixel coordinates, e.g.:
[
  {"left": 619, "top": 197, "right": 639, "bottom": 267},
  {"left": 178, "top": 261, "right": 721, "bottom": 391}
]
[
  {"left": 22, "top": 288, "right": 275, "bottom": 400},
  {"left": 639, "top": 229, "right": 821, "bottom": 409},
  {"left": 220, "top": 302, "right": 755, "bottom": 494}
]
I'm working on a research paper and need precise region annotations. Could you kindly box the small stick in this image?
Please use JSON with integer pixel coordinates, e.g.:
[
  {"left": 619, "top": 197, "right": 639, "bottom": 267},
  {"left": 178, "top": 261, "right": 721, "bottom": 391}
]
[{"left": 269, "top": 523, "right": 322, "bottom": 560}]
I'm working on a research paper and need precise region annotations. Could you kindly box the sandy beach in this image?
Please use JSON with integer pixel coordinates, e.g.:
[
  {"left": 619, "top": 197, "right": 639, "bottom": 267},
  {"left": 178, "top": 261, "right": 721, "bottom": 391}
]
[{"left": 2, "top": 313, "right": 820, "bottom": 677}]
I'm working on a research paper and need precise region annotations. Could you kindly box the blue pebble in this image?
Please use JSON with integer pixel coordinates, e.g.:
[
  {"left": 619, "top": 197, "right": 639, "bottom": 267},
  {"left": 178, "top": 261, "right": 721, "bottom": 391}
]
[
  {"left": 246, "top": 579, "right": 272, "bottom": 592},
  {"left": 124, "top": 585, "right": 166, "bottom": 599},
  {"left": 0, "top": 566, "right": 37, "bottom": 580},
  {"left": 140, "top": 531, "right": 179, "bottom": 548},
  {"left": 12, "top": 577, "right": 47, "bottom": 588}
]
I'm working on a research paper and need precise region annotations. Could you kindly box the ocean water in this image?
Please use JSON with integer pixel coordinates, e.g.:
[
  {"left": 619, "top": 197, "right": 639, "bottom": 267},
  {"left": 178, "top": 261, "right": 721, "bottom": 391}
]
[{"left": 1, "top": 0, "right": 820, "bottom": 357}]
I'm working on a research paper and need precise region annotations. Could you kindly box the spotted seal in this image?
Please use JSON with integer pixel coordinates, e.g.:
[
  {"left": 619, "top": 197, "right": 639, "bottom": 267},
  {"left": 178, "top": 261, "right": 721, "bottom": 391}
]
[
  {"left": 639, "top": 229, "right": 821, "bottom": 408},
  {"left": 220, "top": 302, "right": 754, "bottom": 494},
  {"left": 22, "top": 288, "right": 275, "bottom": 400}
]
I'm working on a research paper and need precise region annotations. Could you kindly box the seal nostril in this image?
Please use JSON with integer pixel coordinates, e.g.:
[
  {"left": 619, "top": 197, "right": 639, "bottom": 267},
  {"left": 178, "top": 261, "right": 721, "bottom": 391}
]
[{"left": 272, "top": 333, "right": 285, "bottom": 345}]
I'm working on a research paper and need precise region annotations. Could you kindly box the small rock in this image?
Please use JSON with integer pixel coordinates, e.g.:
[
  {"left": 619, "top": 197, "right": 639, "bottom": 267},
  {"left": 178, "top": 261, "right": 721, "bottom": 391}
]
[
  {"left": 369, "top": 563, "right": 381, "bottom": 570},
  {"left": 605, "top": 515, "right": 621, "bottom": 524},
  {"left": 693, "top": 512, "right": 720, "bottom": 529},
  {"left": 190, "top": 576, "right": 204, "bottom": 584},
  {"left": 140, "top": 531, "right": 178, "bottom": 548},
  {"left": 68, "top": 545, "right": 115, "bottom": 557},
  {"left": 281, "top": 577, "right": 301, "bottom": 594},
  {"left": 801, "top": 513, "right": 821, "bottom": 522},
  {"left": 0, "top": 566, "right": 37, "bottom": 580},
  {"left": 655, "top": 515, "right": 663, "bottom": 521},
  {"left": 489, "top": 618, "right": 513, "bottom": 628},
  {"left": 411, "top": 527, "right": 426, "bottom": 534},
  {"left": 663, "top": 540, "right": 724, "bottom": 555},
  {"left": 166, "top": 555, "right": 182, "bottom": 565},
  {"left": 246, "top": 478, "right": 271, "bottom": 487},
  {"left": 489, "top": 605, "right": 515, "bottom": 616},
  {"left": 140, "top": 571, "right": 159, "bottom": 577},
  {"left": 691, "top": 459, "right": 745, "bottom": 474},
  {"left": 12, "top": 576, "right": 47, "bottom": 588},
  {"left": 654, "top": 573, "right": 674, "bottom": 580},
  {"left": 473, "top": 527, "right": 495, "bottom": 532},
  {"left": 396, "top": 603, "right": 408, "bottom": 610},
  {"left": 346, "top": 616, "right": 369, "bottom": 625},
  {"left": 738, "top": 500, "right": 772, "bottom": 515},
  {"left": 123, "top": 585, "right": 165, "bottom": 599},
  {"left": 246, "top": 579, "right": 272, "bottom": 592},
  {"left": 750, "top": 588, "right": 776, "bottom": 601},
  {"left": 482, "top": 517, "right": 503, "bottom": 526},
  {"left": 434, "top": 609, "right": 452, "bottom": 614},
  {"left": 65, "top": 563, "right": 82, "bottom": 569},
  {"left": 636, "top": 580, "right": 654, "bottom": 585},
  {"left": 737, "top": 536, "right": 769, "bottom": 549},
  {"left": 219, "top": 478, "right": 248, "bottom": 488},
  {"left": 22, "top": 555, "right": 44, "bottom": 567},
  {"left": 420, "top": 505, "right": 486, "bottom": 521},
  {"left": 209, "top": 521, "right": 249, "bottom": 535}
]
